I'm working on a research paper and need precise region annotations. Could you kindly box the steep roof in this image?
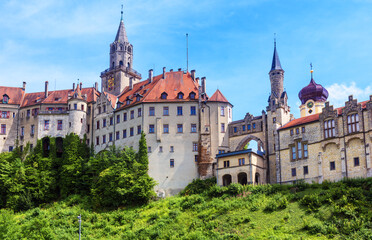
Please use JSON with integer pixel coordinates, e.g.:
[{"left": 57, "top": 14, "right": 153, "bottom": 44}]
[
  {"left": 270, "top": 42, "right": 283, "bottom": 71},
  {"left": 115, "top": 20, "right": 128, "bottom": 43},
  {"left": 209, "top": 89, "right": 229, "bottom": 103},
  {"left": 0, "top": 86, "right": 25, "bottom": 105},
  {"left": 103, "top": 91, "right": 118, "bottom": 108},
  {"left": 279, "top": 100, "right": 369, "bottom": 130},
  {"left": 117, "top": 70, "right": 200, "bottom": 110}
]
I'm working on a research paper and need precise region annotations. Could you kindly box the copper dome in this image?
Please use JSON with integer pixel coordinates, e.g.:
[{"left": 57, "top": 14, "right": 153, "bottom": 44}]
[{"left": 298, "top": 78, "right": 328, "bottom": 104}]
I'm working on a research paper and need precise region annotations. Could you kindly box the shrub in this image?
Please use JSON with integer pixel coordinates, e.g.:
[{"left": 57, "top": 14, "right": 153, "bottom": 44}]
[
  {"left": 264, "top": 194, "right": 288, "bottom": 212},
  {"left": 226, "top": 183, "right": 243, "bottom": 195},
  {"left": 180, "top": 177, "right": 216, "bottom": 196},
  {"left": 300, "top": 194, "right": 322, "bottom": 212},
  {"left": 180, "top": 195, "right": 205, "bottom": 210}
]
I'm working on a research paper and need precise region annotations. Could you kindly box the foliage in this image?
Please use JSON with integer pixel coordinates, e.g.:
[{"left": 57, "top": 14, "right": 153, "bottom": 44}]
[{"left": 180, "top": 177, "right": 216, "bottom": 196}]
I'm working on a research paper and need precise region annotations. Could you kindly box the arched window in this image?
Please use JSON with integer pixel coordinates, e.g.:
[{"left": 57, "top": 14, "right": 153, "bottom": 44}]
[
  {"left": 222, "top": 174, "right": 232, "bottom": 186},
  {"left": 161, "top": 92, "right": 168, "bottom": 99},
  {"left": 2, "top": 94, "right": 9, "bottom": 104},
  {"left": 177, "top": 92, "right": 184, "bottom": 99},
  {"left": 120, "top": 44, "right": 123, "bottom": 50},
  {"left": 119, "top": 60, "right": 123, "bottom": 66},
  {"left": 189, "top": 92, "right": 196, "bottom": 100},
  {"left": 128, "top": 46, "right": 132, "bottom": 53},
  {"left": 111, "top": 45, "right": 115, "bottom": 53},
  {"left": 42, "top": 137, "right": 50, "bottom": 157},
  {"left": 324, "top": 119, "right": 335, "bottom": 138},
  {"left": 255, "top": 173, "right": 260, "bottom": 185},
  {"left": 347, "top": 113, "right": 359, "bottom": 133},
  {"left": 56, "top": 137, "right": 63, "bottom": 158},
  {"left": 127, "top": 62, "right": 131, "bottom": 68},
  {"left": 112, "top": 62, "right": 115, "bottom": 68}
]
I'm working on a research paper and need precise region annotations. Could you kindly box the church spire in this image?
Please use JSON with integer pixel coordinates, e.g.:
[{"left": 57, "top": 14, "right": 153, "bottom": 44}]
[
  {"left": 115, "top": 5, "right": 128, "bottom": 43},
  {"left": 270, "top": 38, "right": 283, "bottom": 71}
]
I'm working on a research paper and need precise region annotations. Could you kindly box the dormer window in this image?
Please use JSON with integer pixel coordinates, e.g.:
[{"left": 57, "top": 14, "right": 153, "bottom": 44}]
[
  {"left": 136, "top": 95, "right": 141, "bottom": 101},
  {"left": 189, "top": 92, "right": 196, "bottom": 100},
  {"left": 3, "top": 95, "right": 9, "bottom": 104},
  {"left": 177, "top": 92, "right": 184, "bottom": 99},
  {"left": 161, "top": 92, "right": 168, "bottom": 99},
  {"left": 126, "top": 97, "right": 133, "bottom": 105}
]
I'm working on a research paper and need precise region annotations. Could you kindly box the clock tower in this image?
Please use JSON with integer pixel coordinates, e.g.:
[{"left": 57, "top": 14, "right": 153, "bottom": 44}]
[{"left": 100, "top": 7, "right": 141, "bottom": 96}]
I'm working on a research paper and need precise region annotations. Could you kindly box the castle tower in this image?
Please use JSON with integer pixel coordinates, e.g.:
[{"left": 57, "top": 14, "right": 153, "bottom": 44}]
[
  {"left": 298, "top": 66, "right": 329, "bottom": 117},
  {"left": 266, "top": 40, "right": 292, "bottom": 183},
  {"left": 100, "top": 7, "right": 141, "bottom": 96},
  {"left": 67, "top": 82, "right": 87, "bottom": 138}
]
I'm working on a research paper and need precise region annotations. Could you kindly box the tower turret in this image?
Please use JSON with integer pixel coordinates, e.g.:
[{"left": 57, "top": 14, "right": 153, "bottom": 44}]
[{"left": 68, "top": 82, "right": 87, "bottom": 138}]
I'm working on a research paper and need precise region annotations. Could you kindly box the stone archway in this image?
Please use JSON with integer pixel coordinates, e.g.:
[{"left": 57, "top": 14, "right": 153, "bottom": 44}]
[
  {"left": 255, "top": 172, "right": 260, "bottom": 185},
  {"left": 238, "top": 172, "right": 248, "bottom": 185},
  {"left": 235, "top": 134, "right": 264, "bottom": 152},
  {"left": 222, "top": 174, "right": 232, "bottom": 186}
]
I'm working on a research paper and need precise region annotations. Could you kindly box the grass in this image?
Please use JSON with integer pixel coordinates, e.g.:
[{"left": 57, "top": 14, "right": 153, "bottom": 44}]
[{"left": 0, "top": 178, "right": 371, "bottom": 239}]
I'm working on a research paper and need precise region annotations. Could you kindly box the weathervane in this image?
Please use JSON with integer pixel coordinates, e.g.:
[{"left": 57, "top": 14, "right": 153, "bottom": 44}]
[
  {"left": 121, "top": 4, "right": 123, "bottom": 21},
  {"left": 310, "top": 63, "right": 313, "bottom": 79},
  {"left": 274, "top": 33, "right": 276, "bottom": 47}
]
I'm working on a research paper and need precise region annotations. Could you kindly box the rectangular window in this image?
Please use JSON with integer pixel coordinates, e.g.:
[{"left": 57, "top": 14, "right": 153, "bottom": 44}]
[
  {"left": 103, "top": 119, "right": 107, "bottom": 127},
  {"left": 195, "top": 155, "right": 198, "bottom": 162},
  {"left": 247, "top": 124, "right": 251, "bottom": 130},
  {"left": 148, "top": 147, "right": 152, "bottom": 153},
  {"left": 291, "top": 146, "right": 296, "bottom": 161},
  {"left": 177, "top": 124, "right": 183, "bottom": 133},
  {"left": 192, "top": 142, "right": 198, "bottom": 152},
  {"left": 149, "top": 124, "right": 155, "bottom": 133},
  {"left": 303, "top": 166, "right": 309, "bottom": 175},
  {"left": 123, "top": 112, "right": 127, "bottom": 121},
  {"left": 44, "top": 120, "right": 50, "bottom": 130},
  {"left": 221, "top": 106, "right": 225, "bottom": 116},
  {"left": 1, "top": 124, "right": 6, "bottom": 134},
  {"left": 87, "top": 124, "right": 90, "bottom": 133},
  {"left": 149, "top": 107, "right": 155, "bottom": 116},
  {"left": 123, "top": 129, "right": 127, "bottom": 138},
  {"left": 163, "top": 124, "right": 169, "bottom": 133},
  {"left": 347, "top": 113, "right": 359, "bottom": 134},
  {"left": 303, "top": 143, "right": 308, "bottom": 158},
  {"left": 159, "top": 146, "right": 163, "bottom": 152},
  {"left": 102, "top": 135, "right": 106, "bottom": 143},
  {"left": 137, "top": 125, "right": 141, "bottom": 134},
  {"left": 96, "top": 121, "right": 100, "bottom": 129},
  {"left": 170, "top": 146, "right": 174, "bottom": 152},
  {"left": 242, "top": 125, "right": 246, "bottom": 131},
  {"left": 302, "top": 127, "right": 305, "bottom": 133},
  {"left": 130, "top": 110, "right": 134, "bottom": 119},
  {"left": 110, "top": 117, "right": 113, "bottom": 126},
  {"left": 297, "top": 142, "right": 302, "bottom": 159},
  {"left": 177, "top": 106, "right": 183, "bottom": 116},
  {"left": 1, "top": 111, "right": 7, "bottom": 118},
  {"left": 273, "top": 117, "right": 276, "bottom": 123},
  {"left": 290, "top": 129, "right": 294, "bottom": 136},
  {"left": 354, "top": 157, "right": 360, "bottom": 166},
  {"left": 223, "top": 160, "right": 230, "bottom": 168},
  {"left": 324, "top": 119, "right": 336, "bottom": 138},
  {"left": 130, "top": 127, "right": 134, "bottom": 136},
  {"left": 330, "top": 161, "right": 336, "bottom": 170},
  {"left": 296, "top": 128, "right": 299, "bottom": 134},
  {"left": 109, "top": 133, "right": 113, "bottom": 142},
  {"left": 57, "top": 120, "right": 63, "bottom": 130},
  {"left": 21, "top": 127, "right": 24, "bottom": 136},
  {"left": 221, "top": 123, "right": 225, "bottom": 133},
  {"left": 9, "top": 146, "right": 13, "bottom": 152},
  {"left": 74, "top": 103, "right": 77, "bottom": 110},
  {"left": 116, "top": 115, "right": 120, "bottom": 123},
  {"left": 291, "top": 168, "right": 296, "bottom": 177},
  {"left": 234, "top": 127, "right": 237, "bottom": 133},
  {"left": 81, "top": 105, "right": 84, "bottom": 111},
  {"left": 163, "top": 107, "right": 169, "bottom": 116},
  {"left": 116, "top": 131, "right": 120, "bottom": 140},
  {"left": 103, "top": 105, "right": 106, "bottom": 112},
  {"left": 96, "top": 137, "right": 99, "bottom": 145},
  {"left": 191, "top": 124, "right": 197, "bottom": 133},
  {"left": 170, "top": 159, "right": 174, "bottom": 168},
  {"left": 27, "top": 109, "right": 30, "bottom": 117},
  {"left": 138, "top": 108, "right": 142, "bottom": 117},
  {"left": 253, "top": 123, "right": 256, "bottom": 129},
  {"left": 239, "top": 158, "right": 245, "bottom": 166},
  {"left": 31, "top": 125, "right": 35, "bottom": 135},
  {"left": 190, "top": 106, "right": 196, "bottom": 115}
]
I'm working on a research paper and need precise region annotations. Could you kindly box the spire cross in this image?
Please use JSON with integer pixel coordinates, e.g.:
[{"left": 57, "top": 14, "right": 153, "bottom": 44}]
[
  {"left": 310, "top": 63, "right": 314, "bottom": 79},
  {"left": 121, "top": 4, "right": 123, "bottom": 21}
]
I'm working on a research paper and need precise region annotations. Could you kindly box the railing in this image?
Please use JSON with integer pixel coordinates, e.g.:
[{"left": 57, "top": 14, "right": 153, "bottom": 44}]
[
  {"left": 39, "top": 110, "right": 68, "bottom": 115},
  {"left": 100, "top": 66, "right": 142, "bottom": 78}
]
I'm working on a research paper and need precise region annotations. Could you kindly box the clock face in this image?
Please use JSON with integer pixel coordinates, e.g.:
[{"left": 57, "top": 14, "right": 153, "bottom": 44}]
[
  {"left": 307, "top": 102, "right": 314, "bottom": 108},
  {"left": 108, "top": 77, "right": 114, "bottom": 91}
]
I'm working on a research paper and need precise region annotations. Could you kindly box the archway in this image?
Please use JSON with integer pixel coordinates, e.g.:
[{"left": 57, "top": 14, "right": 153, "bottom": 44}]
[
  {"left": 222, "top": 174, "right": 232, "bottom": 186},
  {"left": 235, "top": 134, "right": 264, "bottom": 152},
  {"left": 255, "top": 173, "right": 260, "bottom": 185},
  {"left": 42, "top": 137, "right": 50, "bottom": 157},
  {"left": 56, "top": 137, "right": 63, "bottom": 158},
  {"left": 238, "top": 172, "right": 248, "bottom": 185}
]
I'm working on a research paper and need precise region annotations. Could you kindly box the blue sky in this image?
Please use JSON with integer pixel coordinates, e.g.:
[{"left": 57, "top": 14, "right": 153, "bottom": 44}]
[{"left": 0, "top": 0, "right": 371, "bottom": 120}]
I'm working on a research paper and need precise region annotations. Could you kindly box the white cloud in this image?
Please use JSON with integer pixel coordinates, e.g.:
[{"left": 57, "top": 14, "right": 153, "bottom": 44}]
[{"left": 326, "top": 82, "right": 371, "bottom": 107}]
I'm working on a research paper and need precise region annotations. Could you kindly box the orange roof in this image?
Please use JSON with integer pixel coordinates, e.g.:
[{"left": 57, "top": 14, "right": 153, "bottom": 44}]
[
  {"left": 209, "top": 89, "right": 229, "bottom": 103},
  {"left": 280, "top": 100, "right": 370, "bottom": 130},
  {"left": 0, "top": 86, "right": 25, "bottom": 105},
  {"left": 21, "top": 87, "right": 99, "bottom": 107},
  {"left": 104, "top": 91, "right": 118, "bottom": 108},
  {"left": 117, "top": 70, "right": 200, "bottom": 110}
]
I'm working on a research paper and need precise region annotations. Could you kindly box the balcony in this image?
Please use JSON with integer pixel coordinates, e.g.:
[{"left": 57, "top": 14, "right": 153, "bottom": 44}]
[{"left": 100, "top": 66, "right": 141, "bottom": 78}]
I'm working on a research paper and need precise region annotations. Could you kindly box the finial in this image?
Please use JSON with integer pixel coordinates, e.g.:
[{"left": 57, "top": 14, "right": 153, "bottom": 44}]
[
  {"left": 274, "top": 33, "right": 276, "bottom": 48},
  {"left": 121, "top": 4, "right": 123, "bottom": 21},
  {"left": 310, "top": 63, "right": 313, "bottom": 79}
]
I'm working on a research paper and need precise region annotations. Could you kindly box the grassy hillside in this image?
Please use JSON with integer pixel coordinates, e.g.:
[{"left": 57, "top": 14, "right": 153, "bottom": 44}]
[{"left": 0, "top": 178, "right": 371, "bottom": 240}]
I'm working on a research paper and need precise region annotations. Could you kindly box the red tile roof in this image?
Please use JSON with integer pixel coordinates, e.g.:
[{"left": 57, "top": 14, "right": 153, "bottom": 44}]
[
  {"left": 104, "top": 91, "right": 118, "bottom": 108},
  {"left": 117, "top": 70, "right": 200, "bottom": 110},
  {"left": 0, "top": 86, "right": 25, "bottom": 105},
  {"left": 209, "top": 89, "right": 229, "bottom": 103},
  {"left": 280, "top": 100, "right": 370, "bottom": 130}
]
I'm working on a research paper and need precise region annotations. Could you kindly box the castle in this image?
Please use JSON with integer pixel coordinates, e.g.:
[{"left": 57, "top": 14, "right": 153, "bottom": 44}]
[{"left": 0, "top": 12, "right": 371, "bottom": 195}]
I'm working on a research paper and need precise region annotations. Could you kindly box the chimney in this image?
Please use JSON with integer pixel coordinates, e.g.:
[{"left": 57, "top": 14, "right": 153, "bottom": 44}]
[
  {"left": 195, "top": 77, "right": 199, "bottom": 85},
  {"left": 191, "top": 70, "right": 196, "bottom": 81},
  {"left": 80, "top": 82, "right": 82, "bottom": 89},
  {"left": 45, "top": 81, "right": 49, "bottom": 98},
  {"left": 94, "top": 82, "right": 98, "bottom": 91},
  {"left": 201, "top": 77, "right": 206, "bottom": 94},
  {"left": 129, "top": 77, "right": 133, "bottom": 90},
  {"left": 22, "top": 82, "right": 26, "bottom": 91},
  {"left": 162, "top": 67, "right": 166, "bottom": 79},
  {"left": 170, "top": 69, "right": 173, "bottom": 72},
  {"left": 178, "top": 68, "right": 182, "bottom": 71},
  {"left": 149, "top": 69, "right": 153, "bottom": 83},
  {"left": 73, "top": 83, "right": 75, "bottom": 90}
]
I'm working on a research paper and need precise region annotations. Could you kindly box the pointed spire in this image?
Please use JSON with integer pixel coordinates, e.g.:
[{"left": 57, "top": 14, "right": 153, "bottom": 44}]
[
  {"left": 310, "top": 62, "right": 314, "bottom": 80},
  {"left": 115, "top": 5, "right": 128, "bottom": 43},
  {"left": 270, "top": 36, "right": 283, "bottom": 71}
]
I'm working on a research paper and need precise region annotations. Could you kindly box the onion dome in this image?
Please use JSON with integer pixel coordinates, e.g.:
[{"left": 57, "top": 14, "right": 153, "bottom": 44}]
[{"left": 298, "top": 76, "right": 328, "bottom": 104}]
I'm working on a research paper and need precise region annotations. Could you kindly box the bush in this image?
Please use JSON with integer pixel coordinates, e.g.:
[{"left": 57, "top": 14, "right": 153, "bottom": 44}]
[
  {"left": 264, "top": 194, "right": 288, "bottom": 212},
  {"left": 180, "top": 195, "right": 205, "bottom": 210},
  {"left": 300, "top": 194, "right": 322, "bottom": 212},
  {"left": 180, "top": 177, "right": 216, "bottom": 196}
]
